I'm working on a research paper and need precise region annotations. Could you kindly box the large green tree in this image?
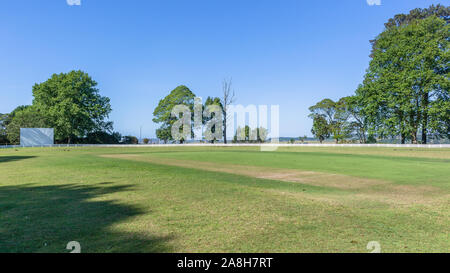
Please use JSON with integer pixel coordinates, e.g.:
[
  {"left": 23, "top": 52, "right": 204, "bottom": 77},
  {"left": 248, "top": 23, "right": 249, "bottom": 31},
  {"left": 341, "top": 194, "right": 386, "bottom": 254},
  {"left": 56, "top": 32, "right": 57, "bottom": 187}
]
[
  {"left": 310, "top": 115, "right": 330, "bottom": 144},
  {"left": 203, "top": 96, "right": 223, "bottom": 143},
  {"left": 155, "top": 126, "right": 172, "bottom": 144},
  {"left": 309, "top": 99, "right": 351, "bottom": 143},
  {"left": 152, "top": 85, "right": 196, "bottom": 143},
  {"left": 359, "top": 16, "right": 449, "bottom": 143},
  {"left": 338, "top": 95, "right": 369, "bottom": 143},
  {"left": 32, "top": 71, "right": 112, "bottom": 144},
  {"left": 385, "top": 4, "right": 449, "bottom": 28},
  {"left": 0, "top": 113, "right": 9, "bottom": 144},
  {"left": 370, "top": 4, "right": 449, "bottom": 57}
]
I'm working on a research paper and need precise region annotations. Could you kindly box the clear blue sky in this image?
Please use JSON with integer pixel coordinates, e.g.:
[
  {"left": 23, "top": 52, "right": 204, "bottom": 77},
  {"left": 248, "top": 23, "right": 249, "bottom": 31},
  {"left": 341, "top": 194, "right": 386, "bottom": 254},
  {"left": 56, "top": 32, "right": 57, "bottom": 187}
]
[{"left": 1, "top": 0, "right": 448, "bottom": 138}]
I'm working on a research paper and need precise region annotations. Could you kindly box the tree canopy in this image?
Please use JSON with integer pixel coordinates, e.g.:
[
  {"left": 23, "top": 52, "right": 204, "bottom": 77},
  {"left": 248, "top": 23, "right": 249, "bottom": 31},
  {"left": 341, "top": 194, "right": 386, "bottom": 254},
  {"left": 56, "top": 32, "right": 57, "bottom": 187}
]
[
  {"left": 384, "top": 4, "right": 449, "bottom": 29},
  {"left": 370, "top": 4, "right": 450, "bottom": 57},
  {"left": 309, "top": 99, "right": 352, "bottom": 143},
  {"left": 310, "top": 5, "right": 449, "bottom": 144},
  {"left": 310, "top": 115, "right": 330, "bottom": 144},
  {"left": 152, "top": 85, "right": 196, "bottom": 143},
  {"left": 359, "top": 15, "right": 449, "bottom": 143},
  {"left": 32, "top": 70, "right": 112, "bottom": 143},
  {"left": 203, "top": 96, "right": 223, "bottom": 143}
]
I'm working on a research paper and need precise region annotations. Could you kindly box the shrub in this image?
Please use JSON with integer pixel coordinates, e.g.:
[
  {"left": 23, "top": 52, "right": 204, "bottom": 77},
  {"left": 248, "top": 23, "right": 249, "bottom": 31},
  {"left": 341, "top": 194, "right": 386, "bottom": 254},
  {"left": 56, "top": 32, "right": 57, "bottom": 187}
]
[
  {"left": 85, "top": 131, "right": 121, "bottom": 144},
  {"left": 121, "top": 136, "right": 139, "bottom": 144}
]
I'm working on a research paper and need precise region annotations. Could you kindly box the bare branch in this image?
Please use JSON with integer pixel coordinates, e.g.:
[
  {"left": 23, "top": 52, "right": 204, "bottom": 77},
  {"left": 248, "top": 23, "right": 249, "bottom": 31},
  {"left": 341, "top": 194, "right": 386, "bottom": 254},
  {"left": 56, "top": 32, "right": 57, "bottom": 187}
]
[
  {"left": 221, "top": 78, "right": 236, "bottom": 144},
  {"left": 222, "top": 78, "right": 236, "bottom": 107}
]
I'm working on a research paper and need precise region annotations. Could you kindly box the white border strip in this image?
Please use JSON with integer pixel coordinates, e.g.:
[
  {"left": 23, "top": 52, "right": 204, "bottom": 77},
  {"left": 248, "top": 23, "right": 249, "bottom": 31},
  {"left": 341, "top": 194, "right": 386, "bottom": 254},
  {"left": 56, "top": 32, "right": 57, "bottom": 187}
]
[{"left": 1, "top": 143, "right": 450, "bottom": 149}]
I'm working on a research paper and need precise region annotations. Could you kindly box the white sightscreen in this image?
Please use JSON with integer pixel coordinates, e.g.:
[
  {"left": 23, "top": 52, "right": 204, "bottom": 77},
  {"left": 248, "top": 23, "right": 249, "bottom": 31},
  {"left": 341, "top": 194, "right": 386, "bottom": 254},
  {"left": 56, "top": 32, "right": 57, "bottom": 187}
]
[{"left": 20, "top": 128, "right": 54, "bottom": 146}]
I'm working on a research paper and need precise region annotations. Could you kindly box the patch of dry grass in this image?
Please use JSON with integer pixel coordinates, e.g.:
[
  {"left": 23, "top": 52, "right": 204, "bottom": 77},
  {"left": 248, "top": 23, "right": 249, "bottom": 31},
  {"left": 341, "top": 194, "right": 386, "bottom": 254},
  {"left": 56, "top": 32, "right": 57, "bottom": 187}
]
[{"left": 101, "top": 153, "right": 447, "bottom": 206}]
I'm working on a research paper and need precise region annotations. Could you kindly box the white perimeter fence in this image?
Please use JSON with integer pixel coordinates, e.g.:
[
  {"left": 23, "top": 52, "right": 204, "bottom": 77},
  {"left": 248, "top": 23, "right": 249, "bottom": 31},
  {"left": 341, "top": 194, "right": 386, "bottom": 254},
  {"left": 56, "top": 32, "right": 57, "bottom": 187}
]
[{"left": 1, "top": 143, "right": 450, "bottom": 149}]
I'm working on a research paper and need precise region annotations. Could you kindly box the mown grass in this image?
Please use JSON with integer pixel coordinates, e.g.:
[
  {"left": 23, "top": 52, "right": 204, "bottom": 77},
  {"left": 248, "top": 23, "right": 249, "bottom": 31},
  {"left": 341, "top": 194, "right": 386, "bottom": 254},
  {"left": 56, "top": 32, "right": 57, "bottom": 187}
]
[
  {"left": 0, "top": 146, "right": 449, "bottom": 253},
  {"left": 131, "top": 148, "right": 450, "bottom": 189}
]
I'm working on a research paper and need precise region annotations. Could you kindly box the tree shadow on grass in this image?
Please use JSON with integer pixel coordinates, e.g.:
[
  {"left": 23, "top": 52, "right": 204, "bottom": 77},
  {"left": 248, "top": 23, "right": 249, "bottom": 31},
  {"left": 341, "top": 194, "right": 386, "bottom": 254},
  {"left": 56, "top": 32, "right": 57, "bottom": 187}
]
[
  {"left": 0, "top": 156, "right": 36, "bottom": 163},
  {"left": 0, "top": 183, "right": 174, "bottom": 253}
]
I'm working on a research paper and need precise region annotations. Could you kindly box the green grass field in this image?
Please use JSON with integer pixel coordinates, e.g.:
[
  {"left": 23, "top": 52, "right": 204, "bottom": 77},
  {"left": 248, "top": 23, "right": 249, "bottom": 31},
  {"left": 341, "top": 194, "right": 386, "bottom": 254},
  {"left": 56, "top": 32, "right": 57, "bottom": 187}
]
[{"left": 0, "top": 146, "right": 449, "bottom": 253}]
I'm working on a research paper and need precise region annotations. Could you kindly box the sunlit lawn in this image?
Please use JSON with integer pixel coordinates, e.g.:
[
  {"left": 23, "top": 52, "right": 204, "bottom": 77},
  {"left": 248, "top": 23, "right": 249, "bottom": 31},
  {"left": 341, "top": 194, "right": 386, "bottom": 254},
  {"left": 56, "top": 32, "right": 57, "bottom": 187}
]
[{"left": 0, "top": 146, "right": 449, "bottom": 253}]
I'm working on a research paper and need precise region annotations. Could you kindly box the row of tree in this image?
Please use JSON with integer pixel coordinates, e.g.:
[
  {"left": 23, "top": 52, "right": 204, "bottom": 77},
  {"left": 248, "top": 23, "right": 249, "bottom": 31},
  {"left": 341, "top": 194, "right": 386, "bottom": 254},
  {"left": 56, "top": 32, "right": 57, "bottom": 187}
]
[
  {"left": 232, "top": 126, "right": 268, "bottom": 143},
  {"left": 1, "top": 72, "right": 261, "bottom": 145},
  {"left": 152, "top": 80, "right": 244, "bottom": 144},
  {"left": 309, "top": 97, "right": 371, "bottom": 144},
  {"left": 0, "top": 71, "right": 119, "bottom": 145},
  {"left": 310, "top": 5, "right": 449, "bottom": 144},
  {"left": 2, "top": 5, "right": 447, "bottom": 145}
]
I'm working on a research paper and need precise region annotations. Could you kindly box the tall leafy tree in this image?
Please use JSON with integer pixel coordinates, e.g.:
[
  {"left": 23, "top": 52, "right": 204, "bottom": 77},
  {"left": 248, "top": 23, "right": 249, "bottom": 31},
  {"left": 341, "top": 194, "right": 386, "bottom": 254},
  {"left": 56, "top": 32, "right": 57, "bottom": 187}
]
[
  {"left": 338, "top": 95, "right": 369, "bottom": 143},
  {"left": 359, "top": 16, "right": 449, "bottom": 143},
  {"left": 152, "top": 85, "right": 196, "bottom": 143},
  {"left": 370, "top": 4, "right": 449, "bottom": 57},
  {"left": 310, "top": 115, "right": 330, "bottom": 144},
  {"left": 155, "top": 126, "right": 172, "bottom": 144},
  {"left": 309, "top": 99, "right": 351, "bottom": 143},
  {"left": 0, "top": 113, "right": 9, "bottom": 144},
  {"left": 203, "top": 96, "right": 223, "bottom": 143},
  {"left": 333, "top": 98, "right": 353, "bottom": 143},
  {"left": 309, "top": 99, "right": 336, "bottom": 123},
  {"left": 32, "top": 71, "right": 112, "bottom": 144}
]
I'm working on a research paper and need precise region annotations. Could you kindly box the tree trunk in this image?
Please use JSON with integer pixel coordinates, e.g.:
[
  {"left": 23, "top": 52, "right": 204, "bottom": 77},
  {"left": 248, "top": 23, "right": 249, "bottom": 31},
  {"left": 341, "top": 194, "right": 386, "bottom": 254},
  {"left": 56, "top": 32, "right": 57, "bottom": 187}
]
[
  {"left": 421, "top": 93, "right": 429, "bottom": 144},
  {"left": 401, "top": 133, "right": 406, "bottom": 144},
  {"left": 223, "top": 112, "right": 227, "bottom": 144},
  {"left": 421, "top": 127, "right": 427, "bottom": 144},
  {"left": 409, "top": 109, "right": 418, "bottom": 144},
  {"left": 411, "top": 132, "right": 418, "bottom": 144}
]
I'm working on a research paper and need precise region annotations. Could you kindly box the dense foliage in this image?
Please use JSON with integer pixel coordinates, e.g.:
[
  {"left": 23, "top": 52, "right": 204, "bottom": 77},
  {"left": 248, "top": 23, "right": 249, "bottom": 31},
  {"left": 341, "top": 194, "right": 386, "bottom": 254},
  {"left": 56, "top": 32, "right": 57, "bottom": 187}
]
[
  {"left": 2, "top": 71, "right": 118, "bottom": 145},
  {"left": 32, "top": 71, "right": 113, "bottom": 143},
  {"left": 310, "top": 5, "right": 449, "bottom": 144},
  {"left": 152, "top": 85, "right": 196, "bottom": 143}
]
